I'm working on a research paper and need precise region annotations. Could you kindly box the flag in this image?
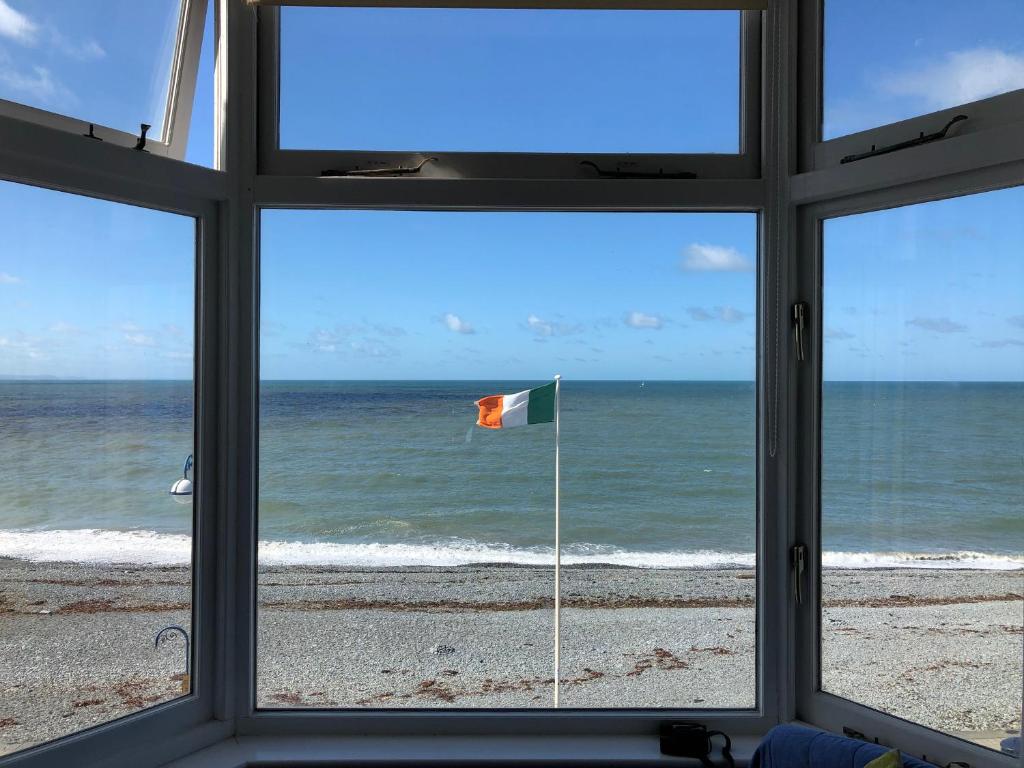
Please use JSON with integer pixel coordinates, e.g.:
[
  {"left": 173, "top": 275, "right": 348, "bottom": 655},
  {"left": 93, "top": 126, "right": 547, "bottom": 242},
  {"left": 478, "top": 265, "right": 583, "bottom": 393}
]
[{"left": 475, "top": 382, "right": 556, "bottom": 429}]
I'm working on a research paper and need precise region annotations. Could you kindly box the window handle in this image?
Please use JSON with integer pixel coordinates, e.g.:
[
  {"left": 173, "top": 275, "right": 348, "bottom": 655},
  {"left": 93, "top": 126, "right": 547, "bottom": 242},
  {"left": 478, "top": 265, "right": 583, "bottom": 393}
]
[
  {"left": 792, "top": 302, "right": 808, "bottom": 362},
  {"left": 791, "top": 544, "right": 807, "bottom": 605}
]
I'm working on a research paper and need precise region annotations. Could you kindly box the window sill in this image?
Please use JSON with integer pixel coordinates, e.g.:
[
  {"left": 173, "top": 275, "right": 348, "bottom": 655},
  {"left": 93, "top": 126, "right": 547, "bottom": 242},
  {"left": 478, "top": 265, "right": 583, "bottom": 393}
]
[{"left": 163, "top": 734, "right": 760, "bottom": 768}]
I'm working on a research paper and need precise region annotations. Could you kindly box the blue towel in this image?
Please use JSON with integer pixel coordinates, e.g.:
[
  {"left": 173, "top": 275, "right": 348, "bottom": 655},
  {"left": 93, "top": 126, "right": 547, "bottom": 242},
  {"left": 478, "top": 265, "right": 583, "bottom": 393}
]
[{"left": 751, "top": 725, "right": 939, "bottom": 768}]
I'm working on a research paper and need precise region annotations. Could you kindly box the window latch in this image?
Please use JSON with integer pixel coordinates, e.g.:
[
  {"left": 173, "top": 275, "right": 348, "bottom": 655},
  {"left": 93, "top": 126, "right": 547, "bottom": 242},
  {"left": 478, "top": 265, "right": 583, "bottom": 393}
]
[
  {"left": 840, "top": 114, "right": 967, "bottom": 165},
  {"left": 134, "top": 123, "right": 151, "bottom": 152},
  {"left": 792, "top": 302, "right": 808, "bottom": 362},
  {"left": 791, "top": 543, "right": 807, "bottom": 605}
]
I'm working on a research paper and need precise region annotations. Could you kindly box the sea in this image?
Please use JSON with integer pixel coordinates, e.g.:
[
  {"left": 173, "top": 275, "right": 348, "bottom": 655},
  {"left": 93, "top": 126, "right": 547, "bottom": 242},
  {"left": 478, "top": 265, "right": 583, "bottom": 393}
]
[{"left": 0, "top": 380, "right": 1021, "bottom": 569}]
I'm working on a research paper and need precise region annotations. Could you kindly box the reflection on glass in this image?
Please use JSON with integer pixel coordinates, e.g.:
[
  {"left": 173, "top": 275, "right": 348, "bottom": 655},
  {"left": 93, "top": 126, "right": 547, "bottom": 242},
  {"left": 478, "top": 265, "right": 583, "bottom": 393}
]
[
  {"left": 0, "top": 181, "right": 195, "bottom": 757},
  {"left": 257, "top": 211, "right": 756, "bottom": 709},
  {"left": 821, "top": 187, "right": 1024, "bottom": 754},
  {"left": 280, "top": 8, "right": 740, "bottom": 153},
  {"left": 0, "top": 0, "right": 181, "bottom": 135},
  {"left": 823, "top": 0, "right": 1024, "bottom": 139}
]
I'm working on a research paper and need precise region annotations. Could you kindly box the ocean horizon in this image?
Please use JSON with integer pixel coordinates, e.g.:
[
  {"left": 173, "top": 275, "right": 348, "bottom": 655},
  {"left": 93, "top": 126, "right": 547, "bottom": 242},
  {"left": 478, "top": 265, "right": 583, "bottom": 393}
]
[{"left": 1, "top": 379, "right": 1021, "bottom": 570}]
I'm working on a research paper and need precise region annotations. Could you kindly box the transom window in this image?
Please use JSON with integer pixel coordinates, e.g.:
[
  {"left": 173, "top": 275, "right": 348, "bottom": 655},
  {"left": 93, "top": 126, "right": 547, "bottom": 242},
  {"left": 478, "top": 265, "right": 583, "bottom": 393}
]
[{"left": 279, "top": 7, "right": 741, "bottom": 154}]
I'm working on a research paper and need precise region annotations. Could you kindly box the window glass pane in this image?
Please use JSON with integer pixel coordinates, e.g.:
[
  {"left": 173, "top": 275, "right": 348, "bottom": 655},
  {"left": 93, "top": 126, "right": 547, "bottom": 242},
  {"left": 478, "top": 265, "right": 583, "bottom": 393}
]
[
  {"left": 821, "top": 186, "right": 1024, "bottom": 754},
  {"left": 0, "top": 181, "right": 195, "bottom": 757},
  {"left": 279, "top": 8, "right": 740, "bottom": 153},
  {"left": 184, "top": 5, "right": 214, "bottom": 168},
  {"left": 0, "top": 0, "right": 182, "bottom": 136},
  {"left": 823, "top": 0, "right": 1024, "bottom": 140},
  {"left": 257, "top": 211, "right": 756, "bottom": 709}
]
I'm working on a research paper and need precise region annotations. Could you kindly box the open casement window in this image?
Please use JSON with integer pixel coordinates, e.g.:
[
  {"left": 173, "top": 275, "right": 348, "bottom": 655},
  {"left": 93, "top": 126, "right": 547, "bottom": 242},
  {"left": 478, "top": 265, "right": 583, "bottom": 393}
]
[
  {"left": 0, "top": 0, "right": 208, "bottom": 161},
  {"left": 253, "top": 0, "right": 764, "bottom": 178},
  {"left": 793, "top": 181, "right": 1024, "bottom": 768},
  {"left": 0, "top": 165, "right": 221, "bottom": 767},
  {"left": 798, "top": 0, "right": 1024, "bottom": 172}
]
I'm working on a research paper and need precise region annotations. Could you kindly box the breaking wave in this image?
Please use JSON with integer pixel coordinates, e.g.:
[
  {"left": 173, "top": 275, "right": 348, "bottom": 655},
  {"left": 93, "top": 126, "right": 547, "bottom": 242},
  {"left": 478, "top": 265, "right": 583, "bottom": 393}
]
[{"left": 0, "top": 529, "right": 1021, "bottom": 570}]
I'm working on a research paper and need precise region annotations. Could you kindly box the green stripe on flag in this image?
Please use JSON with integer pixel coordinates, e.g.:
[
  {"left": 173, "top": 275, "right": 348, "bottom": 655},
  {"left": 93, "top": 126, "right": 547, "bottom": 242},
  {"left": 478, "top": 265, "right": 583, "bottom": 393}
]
[{"left": 526, "top": 381, "right": 556, "bottom": 425}]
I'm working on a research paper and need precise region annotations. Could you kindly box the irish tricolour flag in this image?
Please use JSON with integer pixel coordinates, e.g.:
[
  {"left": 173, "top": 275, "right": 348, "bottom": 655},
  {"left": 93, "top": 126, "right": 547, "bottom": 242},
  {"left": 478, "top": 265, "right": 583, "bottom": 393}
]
[
  {"left": 474, "top": 377, "right": 564, "bottom": 705},
  {"left": 474, "top": 381, "right": 556, "bottom": 430}
]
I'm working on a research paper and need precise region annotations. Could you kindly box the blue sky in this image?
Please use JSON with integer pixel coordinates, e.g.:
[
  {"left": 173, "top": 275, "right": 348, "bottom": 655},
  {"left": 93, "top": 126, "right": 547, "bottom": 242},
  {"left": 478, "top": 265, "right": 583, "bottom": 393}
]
[
  {"left": 0, "top": 2, "right": 1021, "bottom": 380},
  {"left": 261, "top": 211, "right": 757, "bottom": 380}
]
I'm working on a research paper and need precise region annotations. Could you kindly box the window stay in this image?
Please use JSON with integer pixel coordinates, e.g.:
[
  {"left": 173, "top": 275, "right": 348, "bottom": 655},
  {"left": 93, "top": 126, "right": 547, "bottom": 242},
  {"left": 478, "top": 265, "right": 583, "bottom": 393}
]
[
  {"left": 320, "top": 156, "right": 437, "bottom": 177},
  {"left": 579, "top": 160, "right": 697, "bottom": 179},
  {"left": 839, "top": 114, "right": 967, "bottom": 165}
]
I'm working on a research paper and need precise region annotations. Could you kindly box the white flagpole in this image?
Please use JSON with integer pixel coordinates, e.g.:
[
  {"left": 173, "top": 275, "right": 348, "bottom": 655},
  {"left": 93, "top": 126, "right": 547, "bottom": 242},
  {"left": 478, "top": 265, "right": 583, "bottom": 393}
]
[{"left": 553, "top": 374, "right": 561, "bottom": 708}]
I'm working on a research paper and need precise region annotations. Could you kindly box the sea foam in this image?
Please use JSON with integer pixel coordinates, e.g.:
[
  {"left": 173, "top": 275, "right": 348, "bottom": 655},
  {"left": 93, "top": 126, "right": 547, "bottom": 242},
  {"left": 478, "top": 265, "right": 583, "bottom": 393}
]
[{"left": 0, "top": 528, "right": 1021, "bottom": 570}]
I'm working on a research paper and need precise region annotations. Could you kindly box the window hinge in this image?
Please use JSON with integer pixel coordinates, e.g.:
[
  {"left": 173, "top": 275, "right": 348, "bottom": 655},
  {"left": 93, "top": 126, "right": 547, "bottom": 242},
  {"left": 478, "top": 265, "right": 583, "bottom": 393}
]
[
  {"left": 792, "top": 302, "right": 808, "bottom": 362},
  {"left": 791, "top": 543, "right": 807, "bottom": 605}
]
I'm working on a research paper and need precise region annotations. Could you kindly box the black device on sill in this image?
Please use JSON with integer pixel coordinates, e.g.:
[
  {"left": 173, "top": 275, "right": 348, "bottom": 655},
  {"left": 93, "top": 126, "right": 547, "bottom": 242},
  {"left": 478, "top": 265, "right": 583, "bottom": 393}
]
[{"left": 660, "top": 722, "right": 736, "bottom": 767}]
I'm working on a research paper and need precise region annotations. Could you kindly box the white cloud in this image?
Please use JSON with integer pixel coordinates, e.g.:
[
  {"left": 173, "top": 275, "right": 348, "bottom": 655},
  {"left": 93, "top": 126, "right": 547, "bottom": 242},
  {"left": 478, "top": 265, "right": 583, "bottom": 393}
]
[
  {"left": 1009, "top": 315, "right": 1024, "bottom": 329},
  {"left": 688, "top": 306, "right": 748, "bottom": 323},
  {"left": 49, "top": 30, "right": 105, "bottom": 61},
  {"left": 124, "top": 333, "right": 156, "bottom": 347},
  {"left": 0, "top": 0, "right": 37, "bottom": 44},
  {"left": 879, "top": 48, "right": 1024, "bottom": 110},
  {"left": 48, "top": 321, "right": 78, "bottom": 334},
  {"left": 0, "top": 271, "right": 22, "bottom": 284},
  {"left": 525, "top": 314, "right": 581, "bottom": 338},
  {"left": 0, "top": 62, "right": 75, "bottom": 110},
  {"left": 716, "top": 306, "right": 747, "bottom": 323},
  {"left": 349, "top": 339, "right": 398, "bottom": 358},
  {"left": 310, "top": 328, "right": 340, "bottom": 352},
  {"left": 682, "top": 243, "right": 753, "bottom": 272},
  {"left": 624, "top": 311, "right": 664, "bottom": 330},
  {"left": 443, "top": 313, "right": 474, "bottom": 334},
  {"left": 906, "top": 317, "right": 966, "bottom": 334},
  {"left": 980, "top": 338, "right": 1024, "bottom": 348},
  {"left": 0, "top": 332, "right": 43, "bottom": 360},
  {"left": 308, "top": 325, "right": 405, "bottom": 355}
]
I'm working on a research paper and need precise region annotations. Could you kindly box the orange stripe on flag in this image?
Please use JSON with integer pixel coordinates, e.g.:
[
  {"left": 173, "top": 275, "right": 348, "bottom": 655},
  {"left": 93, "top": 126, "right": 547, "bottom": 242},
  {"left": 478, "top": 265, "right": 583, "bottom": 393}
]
[{"left": 475, "top": 394, "right": 504, "bottom": 429}]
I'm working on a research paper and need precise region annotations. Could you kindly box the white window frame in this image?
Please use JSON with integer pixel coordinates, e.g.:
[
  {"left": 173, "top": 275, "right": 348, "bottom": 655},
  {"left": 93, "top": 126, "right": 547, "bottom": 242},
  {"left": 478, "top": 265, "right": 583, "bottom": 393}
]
[
  {"left": 0, "top": 0, "right": 1020, "bottom": 765},
  {"left": 240, "top": 196, "right": 773, "bottom": 729},
  {"left": 254, "top": 2, "right": 763, "bottom": 179},
  {"left": 797, "top": 0, "right": 1024, "bottom": 174},
  {"left": 0, "top": 0, "right": 208, "bottom": 161}
]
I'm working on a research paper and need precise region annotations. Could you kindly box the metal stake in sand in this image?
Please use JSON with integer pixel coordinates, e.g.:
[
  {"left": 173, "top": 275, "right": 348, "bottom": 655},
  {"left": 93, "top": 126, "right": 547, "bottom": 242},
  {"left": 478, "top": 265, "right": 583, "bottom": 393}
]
[
  {"left": 553, "top": 373, "right": 561, "bottom": 708},
  {"left": 155, "top": 625, "right": 191, "bottom": 693}
]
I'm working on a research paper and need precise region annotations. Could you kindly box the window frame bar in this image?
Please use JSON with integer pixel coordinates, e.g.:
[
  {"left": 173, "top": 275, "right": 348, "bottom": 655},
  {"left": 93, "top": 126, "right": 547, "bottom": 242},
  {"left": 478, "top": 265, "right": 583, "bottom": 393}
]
[
  {"left": 0, "top": 0, "right": 208, "bottom": 162},
  {"left": 254, "top": 5, "right": 762, "bottom": 179},
  {"left": 793, "top": 167, "right": 1024, "bottom": 768},
  {"left": 239, "top": 195, "right": 776, "bottom": 733}
]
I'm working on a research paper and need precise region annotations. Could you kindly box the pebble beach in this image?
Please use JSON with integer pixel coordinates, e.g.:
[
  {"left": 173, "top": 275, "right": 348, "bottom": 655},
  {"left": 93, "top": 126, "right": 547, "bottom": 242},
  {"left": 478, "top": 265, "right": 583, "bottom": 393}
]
[{"left": 0, "top": 559, "right": 1020, "bottom": 757}]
